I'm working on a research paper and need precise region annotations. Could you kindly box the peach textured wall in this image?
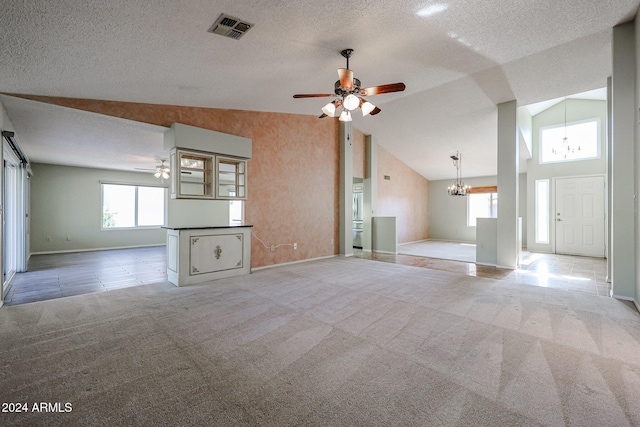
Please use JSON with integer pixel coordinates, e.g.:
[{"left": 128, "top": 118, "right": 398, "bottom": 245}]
[
  {"left": 17, "top": 95, "right": 340, "bottom": 268},
  {"left": 377, "top": 145, "right": 429, "bottom": 243},
  {"left": 352, "top": 127, "right": 366, "bottom": 179}
]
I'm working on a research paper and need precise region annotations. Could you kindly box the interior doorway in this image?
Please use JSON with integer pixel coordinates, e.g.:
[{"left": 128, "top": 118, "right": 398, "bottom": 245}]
[{"left": 555, "top": 175, "right": 606, "bottom": 257}]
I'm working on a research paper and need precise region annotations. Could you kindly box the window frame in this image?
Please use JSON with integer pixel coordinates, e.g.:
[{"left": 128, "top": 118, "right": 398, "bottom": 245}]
[
  {"left": 101, "top": 182, "right": 167, "bottom": 230},
  {"left": 539, "top": 118, "right": 600, "bottom": 164},
  {"left": 534, "top": 179, "right": 550, "bottom": 244},
  {"left": 467, "top": 191, "right": 498, "bottom": 227}
]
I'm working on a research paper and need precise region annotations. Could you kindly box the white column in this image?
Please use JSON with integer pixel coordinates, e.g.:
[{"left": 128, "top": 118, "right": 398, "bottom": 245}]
[
  {"left": 363, "top": 135, "right": 377, "bottom": 251},
  {"left": 610, "top": 21, "right": 636, "bottom": 299},
  {"left": 497, "top": 100, "right": 519, "bottom": 269},
  {"left": 339, "top": 122, "right": 353, "bottom": 255}
]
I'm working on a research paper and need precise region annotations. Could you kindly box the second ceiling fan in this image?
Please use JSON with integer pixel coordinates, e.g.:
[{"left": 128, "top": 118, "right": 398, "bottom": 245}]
[{"left": 293, "top": 49, "right": 406, "bottom": 122}]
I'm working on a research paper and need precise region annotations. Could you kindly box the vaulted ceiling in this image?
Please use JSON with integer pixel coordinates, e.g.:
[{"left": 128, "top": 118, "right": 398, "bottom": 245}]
[{"left": 0, "top": 1, "right": 637, "bottom": 180}]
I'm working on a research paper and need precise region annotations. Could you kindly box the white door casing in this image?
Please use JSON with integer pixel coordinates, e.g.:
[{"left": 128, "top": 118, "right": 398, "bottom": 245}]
[{"left": 555, "top": 175, "right": 606, "bottom": 257}]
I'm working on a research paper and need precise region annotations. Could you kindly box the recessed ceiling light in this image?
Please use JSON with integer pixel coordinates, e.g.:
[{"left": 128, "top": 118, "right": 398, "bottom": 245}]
[{"left": 417, "top": 3, "right": 448, "bottom": 17}]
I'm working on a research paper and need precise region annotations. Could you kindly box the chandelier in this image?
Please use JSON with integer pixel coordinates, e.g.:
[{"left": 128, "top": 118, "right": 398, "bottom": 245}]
[
  {"left": 551, "top": 98, "right": 581, "bottom": 159},
  {"left": 154, "top": 160, "right": 170, "bottom": 182},
  {"left": 447, "top": 151, "right": 470, "bottom": 196}
]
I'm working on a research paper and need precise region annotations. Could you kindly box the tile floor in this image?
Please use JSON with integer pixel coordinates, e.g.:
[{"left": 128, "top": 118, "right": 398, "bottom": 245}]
[
  {"left": 3, "top": 245, "right": 609, "bottom": 306},
  {"left": 3, "top": 246, "right": 167, "bottom": 306},
  {"left": 354, "top": 249, "right": 610, "bottom": 297}
]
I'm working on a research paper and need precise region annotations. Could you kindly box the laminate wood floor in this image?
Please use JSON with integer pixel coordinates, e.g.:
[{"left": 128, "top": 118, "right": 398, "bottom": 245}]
[{"left": 4, "top": 246, "right": 167, "bottom": 306}]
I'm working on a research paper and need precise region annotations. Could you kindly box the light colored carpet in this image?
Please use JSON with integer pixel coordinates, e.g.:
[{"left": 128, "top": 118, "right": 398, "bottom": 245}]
[
  {"left": 1, "top": 257, "right": 640, "bottom": 426},
  {"left": 399, "top": 240, "right": 476, "bottom": 263}
]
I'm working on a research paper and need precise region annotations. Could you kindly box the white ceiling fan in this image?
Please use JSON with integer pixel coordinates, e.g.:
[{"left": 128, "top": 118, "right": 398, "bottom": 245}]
[{"left": 135, "top": 160, "right": 172, "bottom": 182}]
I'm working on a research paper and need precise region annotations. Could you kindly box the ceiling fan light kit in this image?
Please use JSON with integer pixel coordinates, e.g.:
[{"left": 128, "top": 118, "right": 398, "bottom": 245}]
[
  {"left": 293, "top": 49, "right": 406, "bottom": 121},
  {"left": 339, "top": 110, "right": 352, "bottom": 122},
  {"left": 321, "top": 101, "right": 337, "bottom": 117},
  {"left": 153, "top": 160, "right": 170, "bottom": 181}
]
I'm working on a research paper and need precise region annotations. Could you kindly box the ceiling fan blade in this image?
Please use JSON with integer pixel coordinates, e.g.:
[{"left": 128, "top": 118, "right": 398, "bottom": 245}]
[
  {"left": 369, "top": 106, "right": 382, "bottom": 115},
  {"left": 319, "top": 113, "right": 328, "bottom": 118},
  {"left": 293, "top": 93, "right": 334, "bottom": 98},
  {"left": 359, "top": 82, "right": 406, "bottom": 96},
  {"left": 338, "top": 68, "right": 354, "bottom": 90}
]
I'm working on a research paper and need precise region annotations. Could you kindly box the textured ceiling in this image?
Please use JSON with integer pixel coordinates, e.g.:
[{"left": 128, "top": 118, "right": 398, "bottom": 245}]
[{"left": 0, "top": 0, "right": 637, "bottom": 180}]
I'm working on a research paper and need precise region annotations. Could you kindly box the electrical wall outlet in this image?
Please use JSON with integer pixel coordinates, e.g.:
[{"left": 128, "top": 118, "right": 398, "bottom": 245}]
[
  {"left": 294, "top": 243, "right": 297, "bottom": 250},
  {"left": 270, "top": 244, "right": 275, "bottom": 252}
]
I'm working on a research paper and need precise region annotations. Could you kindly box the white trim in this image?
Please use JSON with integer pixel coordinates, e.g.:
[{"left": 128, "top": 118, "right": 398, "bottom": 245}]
[
  {"left": 398, "top": 238, "right": 431, "bottom": 245},
  {"left": 102, "top": 183, "right": 167, "bottom": 229},
  {"left": 30, "top": 243, "right": 165, "bottom": 256},
  {"left": 476, "top": 262, "right": 496, "bottom": 267},
  {"left": 372, "top": 250, "right": 398, "bottom": 255},
  {"left": 552, "top": 173, "right": 607, "bottom": 256},
  {"left": 402, "top": 238, "right": 475, "bottom": 245},
  {"left": 534, "top": 179, "right": 550, "bottom": 244},
  {"left": 539, "top": 117, "right": 601, "bottom": 164},
  {"left": 611, "top": 293, "right": 635, "bottom": 301},
  {"left": 251, "top": 255, "right": 337, "bottom": 271},
  {"left": 99, "top": 179, "right": 168, "bottom": 189}
]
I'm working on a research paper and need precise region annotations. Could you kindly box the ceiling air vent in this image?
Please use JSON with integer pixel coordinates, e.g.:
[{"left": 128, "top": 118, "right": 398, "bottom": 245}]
[{"left": 208, "top": 14, "right": 254, "bottom": 40}]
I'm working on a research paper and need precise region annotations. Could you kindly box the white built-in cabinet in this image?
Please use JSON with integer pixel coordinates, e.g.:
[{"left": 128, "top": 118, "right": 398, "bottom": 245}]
[
  {"left": 170, "top": 148, "right": 247, "bottom": 200},
  {"left": 165, "top": 226, "right": 252, "bottom": 286}
]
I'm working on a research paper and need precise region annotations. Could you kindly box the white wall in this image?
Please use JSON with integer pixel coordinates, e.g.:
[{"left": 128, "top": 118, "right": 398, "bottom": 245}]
[
  {"left": 429, "top": 174, "right": 528, "bottom": 246},
  {"left": 30, "top": 163, "right": 168, "bottom": 254},
  {"left": 526, "top": 99, "right": 607, "bottom": 254},
  {"left": 634, "top": 17, "right": 640, "bottom": 307}
]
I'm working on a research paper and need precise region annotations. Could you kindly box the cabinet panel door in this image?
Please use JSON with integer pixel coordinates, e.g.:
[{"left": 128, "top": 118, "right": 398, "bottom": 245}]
[{"left": 189, "top": 233, "right": 244, "bottom": 275}]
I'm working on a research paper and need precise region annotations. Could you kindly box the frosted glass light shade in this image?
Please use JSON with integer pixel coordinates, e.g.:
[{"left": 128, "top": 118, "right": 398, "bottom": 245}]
[
  {"left": 343, "top": 94, "right": 360, "bottom": 111},
  {"left": 321, "top": 102, "right": 336, "bottom": 117},
  {"left": 361, "top": 101, "right": 375, "bottom": 116},
  {"left": 339, "top": 110, "right": 352, "bottom": 122}
]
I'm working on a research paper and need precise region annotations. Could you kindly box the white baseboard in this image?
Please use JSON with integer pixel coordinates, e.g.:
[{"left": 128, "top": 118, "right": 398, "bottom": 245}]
[
  {"left": 30, "top": 243, "right": 165, "bottom": 257},
  {"left": 613, "top": 295, "right": 640, "bottom": 313},
  {"left": 401, "top": 238, "right": 474, "bottom": 245},
  {"left": 398, "top": 238, "right": 430, "bottom": 245},
  {"left": 611, "top": 293, "right": 635, "bottom": 301},
  {"left": 251, "top": 255, "right": 337, "bottom": 271},
  {"left": 476, "top": 262, "right": 496, "bottom": 267}
]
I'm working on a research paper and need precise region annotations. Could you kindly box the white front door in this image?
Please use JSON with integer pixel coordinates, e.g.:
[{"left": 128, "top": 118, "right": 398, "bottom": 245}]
[{"left": 555, "top": 176, "right": 605, "bottom": 257}]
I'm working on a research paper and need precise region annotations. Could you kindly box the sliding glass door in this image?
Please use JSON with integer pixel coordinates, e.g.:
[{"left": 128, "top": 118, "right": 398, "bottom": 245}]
[{"left": 2, "top": 139, "right": 28, "bottom": 297}]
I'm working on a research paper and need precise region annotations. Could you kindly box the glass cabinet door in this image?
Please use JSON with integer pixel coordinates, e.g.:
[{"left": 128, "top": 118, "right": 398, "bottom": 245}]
[
  {"left": 216, "top": 156, "right": 247, "bottom": 200},
  {"left": 175, "top": 150, "right": 214, "bottom": 198}
]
